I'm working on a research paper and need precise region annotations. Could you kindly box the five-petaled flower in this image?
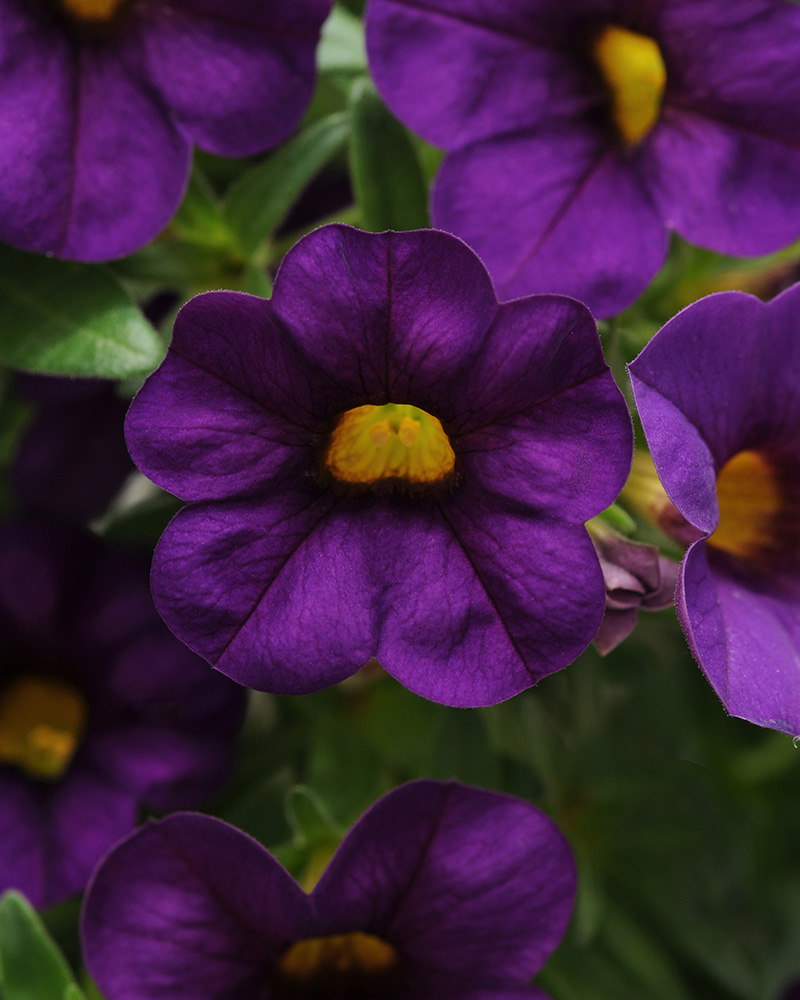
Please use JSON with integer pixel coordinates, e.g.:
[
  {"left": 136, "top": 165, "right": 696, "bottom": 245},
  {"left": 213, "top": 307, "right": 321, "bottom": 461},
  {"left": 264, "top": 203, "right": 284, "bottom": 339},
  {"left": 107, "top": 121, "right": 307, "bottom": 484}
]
[
  {"left": 366, "top": 0, "right": 800, "bottom": 317},
  {"left": 125, "top": 224, "right": 633, "bottom": 708},
  {"left": 0, "top": 520, "right": 245, "bottom": 907},
  {"left": 82, "top": 780, "right": 575, "bottom": 1000},
  {"left": 0, "top": 0, "right": 330, "bottom": 260},
  {"left": 629, "top": 283, "right": 800, "bottom": 736}
]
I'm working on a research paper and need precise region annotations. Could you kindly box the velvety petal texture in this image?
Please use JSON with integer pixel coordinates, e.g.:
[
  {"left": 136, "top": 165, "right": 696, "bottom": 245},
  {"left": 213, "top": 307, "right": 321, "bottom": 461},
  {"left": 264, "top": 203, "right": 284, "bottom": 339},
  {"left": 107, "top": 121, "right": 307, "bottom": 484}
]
[
  {"left": 367, "top": 0, "right": 800, "bottom": 317},
  {"left": 126, "top": 225, "right": 633, "bottom": 707},
  {"left": 82, "top": 781, "right": 576, "bottom": 1000},
  {"left": 0, "top": 521, "right": 245, "bottom": 906},
  {"left": 629, "top": 284, "right": 800, "bottom": 735},
  {"left": 0, "top": 0, "right": 331, "bottom": 260}
]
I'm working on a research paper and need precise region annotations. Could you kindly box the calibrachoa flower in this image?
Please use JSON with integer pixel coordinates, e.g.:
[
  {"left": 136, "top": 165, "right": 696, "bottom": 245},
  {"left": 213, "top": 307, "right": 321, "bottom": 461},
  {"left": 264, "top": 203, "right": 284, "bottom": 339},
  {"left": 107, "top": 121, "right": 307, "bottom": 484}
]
[
  {"left": 0, "top": 521, "right": 245, "bottom": 907},
  {"left": 82, "top": 780, "right": 575, "bottom": 999},
  {"left": 125, "top": 225, "right": 632, "bottom": 707},
  {"left": 0, "top": 0, "right": 331, "bottom": 261},
  {"left": 628, "top": 285, "right": 800, "bottom": 736},
  {"left": 366, "top": 0, "right": 800, "bottom": 318}
]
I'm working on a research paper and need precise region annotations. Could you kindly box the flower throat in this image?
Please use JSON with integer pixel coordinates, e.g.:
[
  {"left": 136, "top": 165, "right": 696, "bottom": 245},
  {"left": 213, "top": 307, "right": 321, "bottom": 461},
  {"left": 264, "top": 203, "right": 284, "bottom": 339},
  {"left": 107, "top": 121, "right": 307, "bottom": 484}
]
[
  {"left": 592, "top": 25, "right": 667, "bottom": 146},
  {"left": 267, "top": 932, "right": 405, "bottom": 999},
  {"left": 0, "top": 676, "right": 87, "bottom": 780},
  {"left": 59, "top": 0, "right": 126, "bottom": 21},
  {"left": 325, "top": 403, "right": 455, "bottom": 488}
]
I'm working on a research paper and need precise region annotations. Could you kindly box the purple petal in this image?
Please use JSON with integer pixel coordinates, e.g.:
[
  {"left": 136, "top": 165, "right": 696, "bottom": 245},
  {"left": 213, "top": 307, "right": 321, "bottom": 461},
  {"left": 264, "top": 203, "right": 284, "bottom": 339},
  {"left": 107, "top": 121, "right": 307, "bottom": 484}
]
[
  {"left": 271, "top": 226, "right": 499, "bottom": 415},
  {"left": 593, "top": 607, "right": 639, "bottom": 656},
  {"left": 453, "top": 297, "right": 632, "bottom": 522},
  {"left": 151, "top": 493, "right": 369, "bottom": 693},
  {"left": 126, "top": 292, "right": 323, "bottom": 503},
  {"left": 13, "top": 380, "right": 131, "bottom": 522},
  {"left": 312, "top": 781, "right": 575, "bottom": 990},
  {"left": 366, "top": 0, "right": 595, "bottom": 149},
  {"left": 45, "top": 771, "right": 138, "bottom": 905},
  {"left": 83, "top": 813, "right": 312, "bottom": 1000},
  {"left": 408, "top": 493, "right": 606, "bottom": 704},
  {"left": 0, "top": 773, "right": 45, "bottom": 906},
  {"left": 647, "top": 108, "right": 800, "bottom": 256},
  {"left": 433, "top": 126, "right": 667, "bottom": 319},
  {"left": 2, "top": 30, "right": 189, "bottom": 260},
  {"left": 129, "top": 0, "right": 329, "bottom": 156},
  {"left": 679, "top": 542, "right": 800, "bottom": 736},
  {"left": 152, "top": 489, "right": 605, "bottom": 706},
  {"left": 0, "top": 8, "right": 75, "bottom": 257}
]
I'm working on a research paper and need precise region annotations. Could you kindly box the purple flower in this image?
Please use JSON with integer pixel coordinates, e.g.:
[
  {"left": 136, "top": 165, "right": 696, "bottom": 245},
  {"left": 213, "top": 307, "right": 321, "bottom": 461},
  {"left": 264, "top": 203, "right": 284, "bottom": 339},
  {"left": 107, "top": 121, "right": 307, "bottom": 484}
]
[
  {"left": 628, "top": 284, "right": 800, "bottom": 735},
  {"left": 82, "top": 780, "right": 575, "bottom": 999},
  {"left": 366, "top": 0, "right": 800, "bottom": 318},
  {"left": 0, "top": 520, "right": 245, "bottom": 907},
  {"left": 0, "top": 0, "right": 331, "bottom": 261},
  {"left": 125, "top": 225, "right": 632, "bottom": 707},
  {"left": 588, "top": 521, "right": 678, "bottom": 655}
]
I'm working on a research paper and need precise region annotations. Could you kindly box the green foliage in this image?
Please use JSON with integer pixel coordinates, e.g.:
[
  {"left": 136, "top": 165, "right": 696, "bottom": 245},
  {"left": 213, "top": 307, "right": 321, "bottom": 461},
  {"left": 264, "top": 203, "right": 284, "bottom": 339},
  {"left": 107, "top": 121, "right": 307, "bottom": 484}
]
[
  {"left": 348, "top": 79, "right": 430, "bottom": 231},
  {"left": 0, "top": 247, "right": 163, "bottom": 379},
  {"left": 224, "top": 113, "right": 351, "bottom": 258},
  {"left": 0, "top": 892, "right": 85, "bottom": 1000}
]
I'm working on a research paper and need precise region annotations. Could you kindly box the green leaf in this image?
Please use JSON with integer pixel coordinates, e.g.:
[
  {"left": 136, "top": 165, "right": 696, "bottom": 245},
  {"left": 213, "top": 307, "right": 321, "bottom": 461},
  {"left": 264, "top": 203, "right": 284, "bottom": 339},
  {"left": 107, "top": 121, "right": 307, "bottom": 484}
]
[
  {"left": 63, "top": 986, "right": 87, "bottom": 1000},
  {"left": 318, "top": 5, "right": 367, "bottom": 74},
  {"left": 0, "top": 891, "right": 80, "bottom": 1000},
  {"left": 348, "top": 79, "right": 429, "bottom": 231},
  {"left": 0, "top": 247, "right": 164, "bottom": 379},
  {"left": 224, "top": 113, "right": 350, "bottom": 257},
  {"left": 171, "top": 164, "right": 233, "bottom": 249},
  {"left": 286, "top": 786, "right": 342, "bottom": 844}
]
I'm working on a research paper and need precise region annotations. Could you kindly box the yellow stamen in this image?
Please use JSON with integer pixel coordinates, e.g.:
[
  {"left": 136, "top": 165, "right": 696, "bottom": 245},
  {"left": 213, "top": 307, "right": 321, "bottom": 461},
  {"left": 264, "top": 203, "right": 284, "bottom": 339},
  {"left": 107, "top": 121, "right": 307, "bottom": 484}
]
[
  {"left": 60, "top": 0, "right": 126, "bottom": 22},
  {"left": 0, "top": 677, "right": 87, "bottom": 780},
  {"left": 325, "top": 403, "right": 455, "bottom": 486},
  {"left": 276, "top": 932, "right": 401, "bottom": 983},
  {"left": 709, "top": 450, "right": 783, "bottom": 560},
  {"left": 592, "top": 25, "right": 667, "bottom": 146}
]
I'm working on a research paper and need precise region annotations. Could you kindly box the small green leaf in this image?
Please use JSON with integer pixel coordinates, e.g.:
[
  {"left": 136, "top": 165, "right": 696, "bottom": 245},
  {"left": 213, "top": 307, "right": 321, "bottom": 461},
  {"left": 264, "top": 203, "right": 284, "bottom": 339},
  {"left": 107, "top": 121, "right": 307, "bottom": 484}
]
[
  {"left": 224, "top": 113, "right": 350, "bottom": 257},
  {"left": 171, "top": 165, "right": 233, "bottom": 249},
  {"left": 286, "top": 786, "right": 342, "bottom": 844},
  {"left": 0, "top": 247, "right": 164, "bottom": 379},
  {"left": 348, "top": 79, "right": 429, "bottom": 232},
  {"left": 318, "top": 5, "right": 367, "bottom": 74},
  {"left": 63, "top": 985, "right": 87, "bottom": 1000},
  {"left": 0, "top": 891, "right": 80, "bottom": 1000}
]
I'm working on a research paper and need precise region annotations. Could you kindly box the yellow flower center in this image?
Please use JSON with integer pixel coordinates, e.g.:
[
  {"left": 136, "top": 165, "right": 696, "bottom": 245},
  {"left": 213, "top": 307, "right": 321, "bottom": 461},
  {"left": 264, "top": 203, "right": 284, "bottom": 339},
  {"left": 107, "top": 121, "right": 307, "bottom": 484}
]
[
  {"left": 592, "top": 25, "right": 667, "bottom": 146},
  {"left": 708, "top": 450, "right": 784, "bottom": 561},
  {"left": 0, "top": 677, "right": 88, "bottom": 780},
  {"left": 271, "top": 932, "right": 403, "bottom": 998},
  {"left": 59, "top": 0, "right": 126, "bottom": 22},
  {"left": 325, "top": 403, "right": 455, "bottom": 486}
]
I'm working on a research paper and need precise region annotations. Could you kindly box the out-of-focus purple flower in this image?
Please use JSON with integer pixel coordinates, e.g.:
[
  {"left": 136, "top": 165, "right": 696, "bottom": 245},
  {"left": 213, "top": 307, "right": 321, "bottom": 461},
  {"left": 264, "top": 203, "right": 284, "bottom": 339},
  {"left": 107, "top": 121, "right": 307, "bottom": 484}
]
[
  {"left": 0, "top": 520, "right": 245, "bottom": 907},
  {"left": 629, "top": 284, "right": 800, "bottom": 735},
  {"left": 0, "top": 0, "right": 331, "bottom": 261},
  {"left": 125, "top": 224, "right": 632, "bottom": 708},
  {"left": 82, "top": 780, "right": 575, "bottom": 1000},
  {"left": 13, "top": 375, "right": 132, "bottom": 522},
  {"left": 366, "top": 0, "right": 800, "bottom": 318},
  {"left": 588, "top": 521, "right": 678, "bottom": 654}
]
